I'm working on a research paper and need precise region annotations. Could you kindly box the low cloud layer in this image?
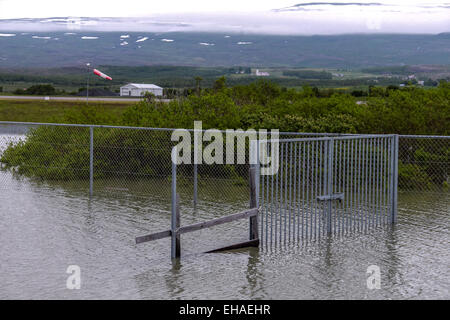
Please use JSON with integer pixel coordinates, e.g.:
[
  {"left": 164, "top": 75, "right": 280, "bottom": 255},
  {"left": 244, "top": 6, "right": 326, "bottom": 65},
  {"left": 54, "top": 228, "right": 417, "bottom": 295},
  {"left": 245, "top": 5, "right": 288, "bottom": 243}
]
[{"left": 0, "top": 2, "right": 449, "bottom": 35}]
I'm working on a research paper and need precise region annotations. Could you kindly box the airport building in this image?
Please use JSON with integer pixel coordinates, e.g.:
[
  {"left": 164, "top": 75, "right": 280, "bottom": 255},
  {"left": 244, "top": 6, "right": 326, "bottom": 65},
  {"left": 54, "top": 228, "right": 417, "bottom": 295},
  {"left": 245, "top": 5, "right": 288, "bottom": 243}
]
[{"left": 120, "top": 83, "right": 163, "bottom": 97}]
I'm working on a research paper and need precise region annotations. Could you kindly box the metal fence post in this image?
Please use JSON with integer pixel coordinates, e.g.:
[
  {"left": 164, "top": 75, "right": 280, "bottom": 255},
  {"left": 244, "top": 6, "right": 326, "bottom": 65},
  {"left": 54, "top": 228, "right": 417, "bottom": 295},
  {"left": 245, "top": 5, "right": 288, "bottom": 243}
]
[
  {"left": 389, "top": 136, "right": 394, "bottom": 223},
  {"left": 171, "top": 147, "right": 180, "bottom": 259},
  {"left": 249, "top": 167, "right": 259, "bottom": 241},
  {"left": 327, "top": 138, "right": 334, "bottom": 234},
  {"left": 255, "top": 140, "right": 260, "bottom": 208},
  {"left": 249, "top": 140, "right": 259, "bottom": 241},
  {"left": 392, "top": 135, "right": 399, "bottom": 223},
  {"left": 89, "top": 126, "right": 94, "bottom": 197},
  {"left": 389, "top": 135, "right": 398, "bottom": 224}
]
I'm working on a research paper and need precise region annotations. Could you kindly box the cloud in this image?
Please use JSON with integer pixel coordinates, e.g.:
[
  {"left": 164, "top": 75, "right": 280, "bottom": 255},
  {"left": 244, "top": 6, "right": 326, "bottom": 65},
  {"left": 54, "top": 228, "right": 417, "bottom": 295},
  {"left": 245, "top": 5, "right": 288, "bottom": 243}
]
[
  {"left": 279, "top": 2, "right": 383, "bottom": 9},
  {"left": 0, "top": 2, "right": 448, "bottom": 35}
]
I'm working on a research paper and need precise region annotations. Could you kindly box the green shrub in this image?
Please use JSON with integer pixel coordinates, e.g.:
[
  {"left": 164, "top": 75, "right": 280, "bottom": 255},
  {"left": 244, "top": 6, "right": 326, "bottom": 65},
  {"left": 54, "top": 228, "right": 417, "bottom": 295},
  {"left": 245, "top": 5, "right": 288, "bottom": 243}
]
[
  {"left": 398, "top": 162, "right": 434, "bottom": 190},
  {"left": 1, "top": 126, "right": 90, "bottom": 180}
]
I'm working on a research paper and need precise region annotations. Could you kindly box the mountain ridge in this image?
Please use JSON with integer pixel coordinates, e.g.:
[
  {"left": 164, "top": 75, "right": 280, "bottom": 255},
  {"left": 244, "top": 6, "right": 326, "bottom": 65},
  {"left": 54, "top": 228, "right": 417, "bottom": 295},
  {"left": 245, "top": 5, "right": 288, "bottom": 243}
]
[{"left": 0, "top": 32, "right": 449, "bottom": 68}]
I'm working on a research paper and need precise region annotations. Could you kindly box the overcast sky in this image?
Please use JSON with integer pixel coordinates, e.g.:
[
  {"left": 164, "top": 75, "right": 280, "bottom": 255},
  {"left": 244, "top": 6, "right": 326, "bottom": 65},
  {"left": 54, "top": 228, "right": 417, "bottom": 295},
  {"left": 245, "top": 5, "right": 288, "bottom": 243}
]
[{"left": 0, "top": 0, "right": 449, "bottom": 34}]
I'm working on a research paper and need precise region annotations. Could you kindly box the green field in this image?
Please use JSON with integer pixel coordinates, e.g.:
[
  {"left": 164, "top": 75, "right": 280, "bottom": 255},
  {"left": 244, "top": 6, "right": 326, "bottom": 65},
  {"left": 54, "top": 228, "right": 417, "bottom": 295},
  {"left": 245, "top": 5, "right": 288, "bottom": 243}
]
[{"left": 0, "top": 100, "right": 132, "bottom": 123}]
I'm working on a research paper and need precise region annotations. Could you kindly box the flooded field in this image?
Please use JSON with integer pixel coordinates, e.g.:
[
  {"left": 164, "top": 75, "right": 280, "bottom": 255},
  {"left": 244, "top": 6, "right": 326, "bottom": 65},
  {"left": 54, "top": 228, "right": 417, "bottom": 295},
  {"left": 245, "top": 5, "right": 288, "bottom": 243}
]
[
  {"left": 0, "top": 131, "right": 448, "bottom": 299},
  {"left": 0, "top": 167, "right": 448, "bottom": 299}
]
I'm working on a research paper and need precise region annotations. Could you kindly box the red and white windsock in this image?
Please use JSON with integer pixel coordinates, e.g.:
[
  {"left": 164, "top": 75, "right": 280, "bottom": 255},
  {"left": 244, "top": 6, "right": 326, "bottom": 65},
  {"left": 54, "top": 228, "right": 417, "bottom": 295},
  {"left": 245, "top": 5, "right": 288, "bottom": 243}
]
[{"left": 93, "top": 68, "right": 112, "bottom": 80}]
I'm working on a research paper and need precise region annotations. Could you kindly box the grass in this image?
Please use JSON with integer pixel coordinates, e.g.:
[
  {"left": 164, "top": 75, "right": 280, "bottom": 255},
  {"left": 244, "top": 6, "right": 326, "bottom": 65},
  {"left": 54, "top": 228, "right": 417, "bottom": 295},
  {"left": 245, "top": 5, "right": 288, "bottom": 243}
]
[{"left": 0, "top": 99, "right": 132, "bottom": 123}]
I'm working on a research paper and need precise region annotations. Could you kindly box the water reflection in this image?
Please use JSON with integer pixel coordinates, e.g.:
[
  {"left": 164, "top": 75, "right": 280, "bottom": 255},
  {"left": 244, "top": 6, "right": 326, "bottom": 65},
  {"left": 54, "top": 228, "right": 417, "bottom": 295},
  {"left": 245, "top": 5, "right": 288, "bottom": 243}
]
[
  {"left": 167, "top": 259, "right": 185, "bottom": 299},
  {"left": 383, "top": 225, "right": 401, "bottom": 294}
]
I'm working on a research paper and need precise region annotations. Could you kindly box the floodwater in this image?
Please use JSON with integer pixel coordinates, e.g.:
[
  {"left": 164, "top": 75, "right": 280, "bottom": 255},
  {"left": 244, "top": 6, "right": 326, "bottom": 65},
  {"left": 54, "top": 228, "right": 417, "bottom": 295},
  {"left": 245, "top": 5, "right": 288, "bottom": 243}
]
[{"left": 0, "top": 133, "right": 449, "bottom": 300}]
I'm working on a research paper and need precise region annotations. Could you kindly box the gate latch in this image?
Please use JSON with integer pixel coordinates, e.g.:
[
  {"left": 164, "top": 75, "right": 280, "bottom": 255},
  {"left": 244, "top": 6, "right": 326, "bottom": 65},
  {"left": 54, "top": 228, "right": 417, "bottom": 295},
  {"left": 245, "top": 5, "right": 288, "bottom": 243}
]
[{"left": 317, "top": 193, "right": 345, "bottom": 202}]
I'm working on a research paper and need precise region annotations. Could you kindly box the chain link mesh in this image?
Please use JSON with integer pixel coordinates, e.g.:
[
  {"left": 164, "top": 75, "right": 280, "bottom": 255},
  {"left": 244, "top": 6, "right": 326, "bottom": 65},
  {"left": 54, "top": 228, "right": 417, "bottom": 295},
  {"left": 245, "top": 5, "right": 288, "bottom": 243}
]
[
  {"left": 398, "top": 136, "right": 449, "bottom": 192},
  {"left": 0, "top": 124, "right": 91, "bottom": 194}
]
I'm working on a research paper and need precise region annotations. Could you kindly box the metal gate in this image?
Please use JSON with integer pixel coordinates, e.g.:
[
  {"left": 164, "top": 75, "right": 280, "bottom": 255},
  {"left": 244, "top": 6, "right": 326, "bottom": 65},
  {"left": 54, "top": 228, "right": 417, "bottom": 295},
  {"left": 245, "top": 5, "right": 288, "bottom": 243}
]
[{"left": 257, "top": 135, "right": 399, "bottom": 246}]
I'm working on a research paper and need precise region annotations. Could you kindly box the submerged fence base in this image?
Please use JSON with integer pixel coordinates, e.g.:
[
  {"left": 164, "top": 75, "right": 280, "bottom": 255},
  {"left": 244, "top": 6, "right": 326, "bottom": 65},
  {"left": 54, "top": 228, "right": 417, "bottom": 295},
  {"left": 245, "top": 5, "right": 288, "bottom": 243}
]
[
  {"left": 135, "top": 198, "right": 260, "bottom": 258},
  {"left": 135, "top": 165, "right": 260, "bottom": 259}
]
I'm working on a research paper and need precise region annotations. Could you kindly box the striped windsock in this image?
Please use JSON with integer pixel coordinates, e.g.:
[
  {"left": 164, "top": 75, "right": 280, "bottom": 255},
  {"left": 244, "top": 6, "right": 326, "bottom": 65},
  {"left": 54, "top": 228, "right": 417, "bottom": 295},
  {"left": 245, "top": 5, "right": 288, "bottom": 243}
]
[{"left": 93, "top": 68, "right": 112, "bottom": 80}]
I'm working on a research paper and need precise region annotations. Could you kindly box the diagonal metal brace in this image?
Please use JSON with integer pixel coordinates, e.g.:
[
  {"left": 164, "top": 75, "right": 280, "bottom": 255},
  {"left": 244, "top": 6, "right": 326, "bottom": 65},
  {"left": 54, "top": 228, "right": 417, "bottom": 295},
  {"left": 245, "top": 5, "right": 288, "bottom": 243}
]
[{"left": 317, "top": 193, "right": 345, "bottom": 202}]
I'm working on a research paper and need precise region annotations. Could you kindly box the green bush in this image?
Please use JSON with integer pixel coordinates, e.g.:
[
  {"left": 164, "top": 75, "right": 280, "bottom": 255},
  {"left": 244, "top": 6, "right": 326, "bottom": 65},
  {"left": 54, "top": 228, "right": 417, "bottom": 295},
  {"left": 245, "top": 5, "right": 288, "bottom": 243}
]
[
  {"left": 0, "top": 126, "right": 174, "bottom": 180},
  {"left": 398, "top": 162, "right": 434, "bottom": 190},
  {"left": 1, "top": 126, "right": 90, "bottom": 180}
]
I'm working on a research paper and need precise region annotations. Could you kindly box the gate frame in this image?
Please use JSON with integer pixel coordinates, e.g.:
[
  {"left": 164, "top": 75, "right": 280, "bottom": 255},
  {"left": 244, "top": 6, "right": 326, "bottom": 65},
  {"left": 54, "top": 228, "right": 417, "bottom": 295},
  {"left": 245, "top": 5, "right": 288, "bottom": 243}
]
[{"left": 256, "top": 134, "right": 399, "bottom": 244}]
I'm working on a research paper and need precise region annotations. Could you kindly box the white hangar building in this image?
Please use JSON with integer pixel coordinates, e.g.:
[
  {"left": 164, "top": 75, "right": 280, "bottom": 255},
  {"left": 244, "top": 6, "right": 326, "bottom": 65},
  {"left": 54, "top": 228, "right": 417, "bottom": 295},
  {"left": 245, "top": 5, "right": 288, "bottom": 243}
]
[{"left": 120, "top": 83, "right": 163, "bottom": 97}]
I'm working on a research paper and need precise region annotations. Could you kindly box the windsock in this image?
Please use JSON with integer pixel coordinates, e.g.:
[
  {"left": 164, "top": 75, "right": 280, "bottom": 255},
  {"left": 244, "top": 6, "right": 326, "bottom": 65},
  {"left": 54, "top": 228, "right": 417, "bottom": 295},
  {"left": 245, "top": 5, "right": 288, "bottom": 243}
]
[{"left": 93, "top": 68, "right": 112, "bottom": 80}]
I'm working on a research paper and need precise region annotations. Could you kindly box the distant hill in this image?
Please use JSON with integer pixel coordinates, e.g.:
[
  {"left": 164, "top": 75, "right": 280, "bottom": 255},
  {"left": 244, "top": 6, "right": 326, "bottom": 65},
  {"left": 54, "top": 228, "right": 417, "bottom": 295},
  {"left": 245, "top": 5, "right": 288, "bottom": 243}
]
[{"left": 0, "top": 32, "right": 449, "bottom": 69}]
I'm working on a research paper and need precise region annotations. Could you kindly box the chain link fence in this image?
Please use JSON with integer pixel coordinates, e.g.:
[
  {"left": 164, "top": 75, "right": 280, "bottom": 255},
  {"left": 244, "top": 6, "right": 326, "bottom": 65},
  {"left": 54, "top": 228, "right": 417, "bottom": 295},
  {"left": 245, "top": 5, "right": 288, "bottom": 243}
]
[
  {"left": 398, "top": 135, "right": 449, "bottom": 192},
  {"left": 0, "top": 122, "right": 448, "bottom": 213}
]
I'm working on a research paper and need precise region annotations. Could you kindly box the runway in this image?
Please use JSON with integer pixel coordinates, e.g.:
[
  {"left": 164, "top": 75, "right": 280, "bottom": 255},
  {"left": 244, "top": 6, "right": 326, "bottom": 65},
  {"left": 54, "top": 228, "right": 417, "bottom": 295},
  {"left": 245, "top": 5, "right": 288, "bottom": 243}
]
[{"left": 0, "top": 95, "right": 171, "bottom": 103}]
